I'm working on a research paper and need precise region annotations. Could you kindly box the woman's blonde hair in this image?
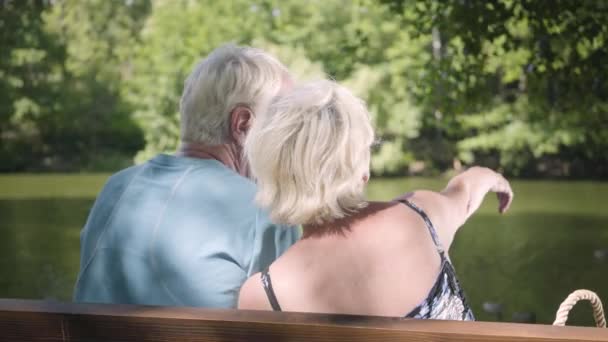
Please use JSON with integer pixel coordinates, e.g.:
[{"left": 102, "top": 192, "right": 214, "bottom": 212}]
[{"left": 245, "top": 80, "right": 375, "bottom": 226}]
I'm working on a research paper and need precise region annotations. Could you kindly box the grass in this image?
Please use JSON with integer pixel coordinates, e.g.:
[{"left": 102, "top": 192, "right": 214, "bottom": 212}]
[{"left": 0, "top": 174, "right": 110, "bottom": 199}]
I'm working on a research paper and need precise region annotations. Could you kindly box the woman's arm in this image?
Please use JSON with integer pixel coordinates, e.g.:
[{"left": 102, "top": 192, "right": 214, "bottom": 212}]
[
  {"left": 395, "top": 167, "right": 513, "bottom": 250},
  {"left": 441, "top": 166, "right": 513, "bottom": 224}
]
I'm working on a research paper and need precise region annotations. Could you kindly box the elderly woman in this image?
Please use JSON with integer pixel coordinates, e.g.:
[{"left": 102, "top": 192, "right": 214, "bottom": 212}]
[{"left": 238, "top": 80, "right": 513, "bottom": 320}]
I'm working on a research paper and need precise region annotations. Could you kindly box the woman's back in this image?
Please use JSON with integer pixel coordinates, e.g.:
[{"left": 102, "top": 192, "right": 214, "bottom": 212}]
[{"left": 242, "top": 199, "right": 472, "bottom": 319}]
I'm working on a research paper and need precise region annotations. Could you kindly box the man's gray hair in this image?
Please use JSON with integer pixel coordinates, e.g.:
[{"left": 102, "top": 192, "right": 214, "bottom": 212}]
[{"left": 179, "top": 44, "right": 290, "bottom": 145}]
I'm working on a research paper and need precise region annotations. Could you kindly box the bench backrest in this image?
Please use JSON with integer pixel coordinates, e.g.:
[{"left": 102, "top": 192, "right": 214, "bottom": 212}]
[{"left": 1, "top": 299, "right": 607, "bottom": 341}]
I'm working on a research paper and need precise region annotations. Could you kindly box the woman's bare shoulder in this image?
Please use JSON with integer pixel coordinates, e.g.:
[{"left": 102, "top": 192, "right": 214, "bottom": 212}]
[
  {"left": 238, "top": 272, "right": 272, "bottom": 310},
  {"left": 351, "top": 201, "right": 438, "bottom": 249},
  {"left": 390, "top": 191, "right": 459, "bottom": 249}
]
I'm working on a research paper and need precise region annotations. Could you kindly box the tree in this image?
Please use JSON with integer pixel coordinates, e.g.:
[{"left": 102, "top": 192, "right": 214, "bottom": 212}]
[
  {"left": 0, "top": 0, "right": 148, "bottom": 171},
  {"left": 389, "top": 0, "right": 608, "bottom": 177},
  {"left": 126, "top": 0, "right": 424, "bottom": 174},
  {"left": 3, "top": 0, "right": 606, "bottom": 177}
]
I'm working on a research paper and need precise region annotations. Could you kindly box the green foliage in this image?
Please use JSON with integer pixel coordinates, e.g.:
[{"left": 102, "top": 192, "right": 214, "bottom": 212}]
[
  {"left": 1, "top": 0, "right": 61, "bottom": 170},
  {"left": 127, "top": 0, "right": 425, "bottom": 171},
  {"left": 0, "top": 0, "right": 146, "bottom": 171},
  {"left": 394, "top": 0, "right": 608, "bottom": 177},
  {"left": 1, "top": 0, "right": 606, "bottom": 177}
]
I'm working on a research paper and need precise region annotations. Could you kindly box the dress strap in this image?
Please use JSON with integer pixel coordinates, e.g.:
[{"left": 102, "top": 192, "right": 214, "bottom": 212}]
[
  {"left": 260, "top": 268, "right": 282, "bottom": 311},
  {"left": 398, "top": 199, "right": 447, "bottom": 259}
]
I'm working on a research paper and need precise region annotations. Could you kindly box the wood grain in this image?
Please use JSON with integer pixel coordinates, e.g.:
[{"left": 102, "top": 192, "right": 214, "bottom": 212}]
[{"left": 0, "top": 299, "right": 607, "bottom": 341}]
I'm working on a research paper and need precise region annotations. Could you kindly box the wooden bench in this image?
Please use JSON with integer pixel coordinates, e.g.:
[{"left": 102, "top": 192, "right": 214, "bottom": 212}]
[{"left": 1, "top": 298, "right": 607, "bottom": 341}]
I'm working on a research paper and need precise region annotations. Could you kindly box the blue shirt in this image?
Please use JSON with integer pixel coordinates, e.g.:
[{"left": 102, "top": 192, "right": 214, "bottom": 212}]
[{"left": 73, "top": 154, "right": 300, "bottom": 308}]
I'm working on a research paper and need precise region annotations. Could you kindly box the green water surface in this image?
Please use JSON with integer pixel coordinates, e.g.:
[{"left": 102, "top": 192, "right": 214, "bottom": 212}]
[{"left": 0, "top": 174, "right": 606, "bottom": 326}]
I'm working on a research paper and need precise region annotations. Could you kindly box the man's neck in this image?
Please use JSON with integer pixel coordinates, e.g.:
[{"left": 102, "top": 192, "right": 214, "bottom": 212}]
[{"left": 176, "top": 141, "right": 247, "bottom": 177}]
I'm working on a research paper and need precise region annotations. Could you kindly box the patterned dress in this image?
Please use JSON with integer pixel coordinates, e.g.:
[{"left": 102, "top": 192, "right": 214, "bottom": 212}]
[
  {"left": 398, "top": 199, "right": 474, "bottom": 320},
  {"left": 260, "top": 198, "right": 474, "bottom": 320}
]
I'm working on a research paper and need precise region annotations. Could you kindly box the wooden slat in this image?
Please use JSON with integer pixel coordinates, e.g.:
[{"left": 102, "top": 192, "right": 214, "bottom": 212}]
[{"left": 0, "top": 299, "right": 607, "bottom": 342}]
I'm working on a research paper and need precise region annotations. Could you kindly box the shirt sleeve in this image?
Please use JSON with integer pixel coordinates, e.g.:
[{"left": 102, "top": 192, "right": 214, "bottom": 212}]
[
  {"left": 157, "top": 248, "right": 249, "bottom": 308},
  {"left": 246, "top": 209, "right": 301, "bottom": 277}
]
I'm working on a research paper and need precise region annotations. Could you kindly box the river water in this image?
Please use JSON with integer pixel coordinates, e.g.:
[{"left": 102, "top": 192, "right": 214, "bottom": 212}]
[{"left": 0, "top": 175, "right": 606, "bottom": 326}]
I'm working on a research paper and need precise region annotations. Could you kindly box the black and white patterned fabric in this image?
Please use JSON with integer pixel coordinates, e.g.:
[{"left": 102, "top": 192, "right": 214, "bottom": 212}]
[{"left": 399, "top": 199, "right": 474, "bottom": 321}]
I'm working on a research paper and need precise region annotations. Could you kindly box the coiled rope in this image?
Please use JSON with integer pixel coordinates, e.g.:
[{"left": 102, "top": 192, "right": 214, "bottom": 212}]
[{"left": 553, "top": 289, "right": 605, "bottom": 328}]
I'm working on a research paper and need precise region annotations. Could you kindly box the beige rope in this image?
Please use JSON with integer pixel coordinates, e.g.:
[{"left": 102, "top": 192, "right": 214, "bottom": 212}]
[{"left": 553, "top": 289, "right": 606, "bottom": 327}]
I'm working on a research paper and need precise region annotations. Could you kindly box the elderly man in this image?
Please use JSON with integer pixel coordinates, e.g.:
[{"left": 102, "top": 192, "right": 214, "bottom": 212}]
[{"left": 73, "top": 45, "right": 300, "bottom": 308}]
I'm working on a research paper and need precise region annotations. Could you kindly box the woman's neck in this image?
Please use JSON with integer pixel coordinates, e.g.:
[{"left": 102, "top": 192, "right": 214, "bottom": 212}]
[
  {"left": 300, "top": 201, "right": 394, "bottom": 239},
  {"left": 301, "top": 217, "right": 357, "bottom": 239}
]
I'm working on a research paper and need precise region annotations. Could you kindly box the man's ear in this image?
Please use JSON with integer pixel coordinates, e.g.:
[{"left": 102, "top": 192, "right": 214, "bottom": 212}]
[{"left": 230, "top": 105, "right": 253, "bottom": 145}]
